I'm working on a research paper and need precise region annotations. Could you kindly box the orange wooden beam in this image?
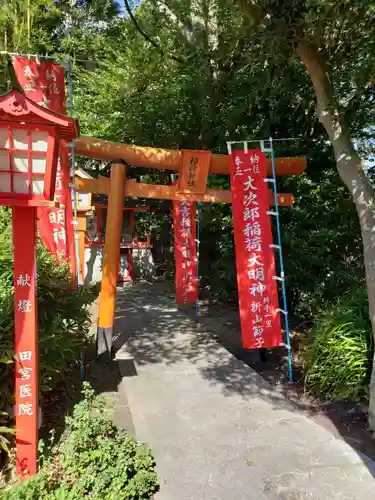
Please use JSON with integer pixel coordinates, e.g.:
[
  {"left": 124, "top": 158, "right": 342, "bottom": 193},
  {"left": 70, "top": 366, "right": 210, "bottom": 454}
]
[
  {"left": 74, "top": 136, "right": 306, "bottom": 177},
  {"left": 77, "top": 177, "right": 109, "bottom": 195},
  {"left": 125, "top": 179, "right": 294, "bottom": 206},
  {"left": 75, "top": 176, "right": 294, "bottom": 206}
]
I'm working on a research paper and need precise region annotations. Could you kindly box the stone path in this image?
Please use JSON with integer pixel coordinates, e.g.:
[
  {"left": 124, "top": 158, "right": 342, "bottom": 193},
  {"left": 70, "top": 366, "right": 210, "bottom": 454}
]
[{"left": 112, "top": 283, "right": 375, "bottom": 500}]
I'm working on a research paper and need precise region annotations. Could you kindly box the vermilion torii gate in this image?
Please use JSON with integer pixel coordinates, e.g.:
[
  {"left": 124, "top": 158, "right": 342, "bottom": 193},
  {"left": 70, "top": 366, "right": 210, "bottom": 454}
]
[{"left": 73, "top": 135, "right": 307, "bottom": 357}]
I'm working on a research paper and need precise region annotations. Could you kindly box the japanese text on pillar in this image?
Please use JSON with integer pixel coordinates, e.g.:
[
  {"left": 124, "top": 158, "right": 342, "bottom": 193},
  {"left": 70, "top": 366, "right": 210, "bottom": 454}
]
[{"left": 15, "top": 273, "right": 34, "bottom": 418}]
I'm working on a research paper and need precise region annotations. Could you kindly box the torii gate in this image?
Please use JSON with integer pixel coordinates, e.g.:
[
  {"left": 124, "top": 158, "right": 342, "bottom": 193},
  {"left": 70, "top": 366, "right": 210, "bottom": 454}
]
[{"left": 74, "top": 135, "right": 307, "bottom": 357}]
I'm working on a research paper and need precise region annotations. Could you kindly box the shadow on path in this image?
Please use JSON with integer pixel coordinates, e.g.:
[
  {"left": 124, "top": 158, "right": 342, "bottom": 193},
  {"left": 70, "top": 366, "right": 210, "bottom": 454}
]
[{"left": 113, "top": 282, "right": 375, "bottom": 484}]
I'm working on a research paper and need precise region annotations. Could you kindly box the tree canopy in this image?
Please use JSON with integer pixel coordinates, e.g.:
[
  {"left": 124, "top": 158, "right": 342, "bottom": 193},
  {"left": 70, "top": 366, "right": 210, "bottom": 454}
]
[{"left": 0, "top": 0, "right": 370, "bottom": 316}]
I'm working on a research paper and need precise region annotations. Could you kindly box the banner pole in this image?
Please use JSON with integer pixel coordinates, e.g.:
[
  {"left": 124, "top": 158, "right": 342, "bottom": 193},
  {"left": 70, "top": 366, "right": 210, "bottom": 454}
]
[
  {"left": 66, "top": 56, "right": 82, "bottom": 285},
  {"left": 267, "top": 138, "right": 293, "bottom": 383}
]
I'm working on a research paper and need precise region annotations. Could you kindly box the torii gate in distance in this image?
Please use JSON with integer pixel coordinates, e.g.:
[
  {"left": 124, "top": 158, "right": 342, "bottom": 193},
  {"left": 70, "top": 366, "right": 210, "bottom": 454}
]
[{"left": 74, "top": 135, "right": 307, "bottom": 357}]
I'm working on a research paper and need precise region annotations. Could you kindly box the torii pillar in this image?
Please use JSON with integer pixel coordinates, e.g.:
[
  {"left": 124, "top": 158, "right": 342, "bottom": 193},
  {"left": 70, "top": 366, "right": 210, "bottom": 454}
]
[
  {"left": 97, "top": 159, "right": 127, "bottom": 358},
  {"left": 74, "top": 139, "right": 307, "bottom": 358}
]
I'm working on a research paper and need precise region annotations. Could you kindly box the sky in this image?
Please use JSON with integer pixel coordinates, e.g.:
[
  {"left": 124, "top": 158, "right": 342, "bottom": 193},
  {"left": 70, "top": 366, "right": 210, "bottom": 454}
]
[{"left": 116, "top": 0, "right": 143, "bottom": 14}]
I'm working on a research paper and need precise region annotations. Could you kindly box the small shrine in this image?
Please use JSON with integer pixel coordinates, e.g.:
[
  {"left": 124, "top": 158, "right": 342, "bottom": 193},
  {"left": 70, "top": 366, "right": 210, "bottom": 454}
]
[{"left": 74, "top": 168, "right": 154, "bottom": 283}]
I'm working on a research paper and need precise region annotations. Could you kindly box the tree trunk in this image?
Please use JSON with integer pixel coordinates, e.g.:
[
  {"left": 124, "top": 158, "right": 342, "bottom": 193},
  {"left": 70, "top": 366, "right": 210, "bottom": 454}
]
[{"left": 296, "top": 40, "right": 375, "bottom": 429}]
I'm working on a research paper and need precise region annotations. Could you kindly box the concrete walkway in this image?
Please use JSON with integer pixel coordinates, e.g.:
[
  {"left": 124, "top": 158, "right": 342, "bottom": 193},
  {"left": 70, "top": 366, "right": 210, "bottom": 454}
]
[{"left": 113, "top": 283, "right": 375, "bottom": 500}]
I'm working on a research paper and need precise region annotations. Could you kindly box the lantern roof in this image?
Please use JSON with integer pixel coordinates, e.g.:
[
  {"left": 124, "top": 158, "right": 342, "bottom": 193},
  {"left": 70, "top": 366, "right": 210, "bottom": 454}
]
[{"left": 0, "top": 89, "right": 79, "bottom": 141}]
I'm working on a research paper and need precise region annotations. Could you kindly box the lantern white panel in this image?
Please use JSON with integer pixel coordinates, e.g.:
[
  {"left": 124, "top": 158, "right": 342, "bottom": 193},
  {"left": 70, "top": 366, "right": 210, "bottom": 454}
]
[
  {"left": 31, "top": 131, "right": 48, "bottom": 152},
  {"left": 31, "top": 176, "right": 44, "bottom": 194},
  {"left": 0, "top": 150, "right": 10, "bottom": 170},
  {"left": 13, "top": 152, "right": 29, "bottom": 172},
  {"left": 13, "top": 175, "right": 29, "bottom": 194},
  {"left": 0, "top": 128, "right": 9, "bottom": 148},
  {"left": 0, "top": 173, "right": 10, "bottom": 192},
  {"left": 31, "top": 155, "right": 47, "bottom": 173},
  {"left": 13, "top": 129, "right": 28, "bottom": 150}
]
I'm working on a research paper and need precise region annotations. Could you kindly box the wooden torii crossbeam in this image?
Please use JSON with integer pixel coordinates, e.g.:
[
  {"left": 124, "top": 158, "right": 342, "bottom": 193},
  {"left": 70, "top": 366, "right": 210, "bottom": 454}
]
[
  {"left": 75, "top": 176, "right": 294, "bottom": 206},
  {"left": 75, "top": 136, "right": 306, "bottom": 175},
  {"left": 73, "top": 136, "right": 307, "bottom": 358},
  {"left": 74, "top": 136, "right": 306, "bottom": 206}
]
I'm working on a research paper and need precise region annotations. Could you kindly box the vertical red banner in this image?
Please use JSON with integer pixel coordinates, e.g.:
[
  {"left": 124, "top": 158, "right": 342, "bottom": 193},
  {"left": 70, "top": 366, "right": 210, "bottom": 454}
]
[
  {"left": 13, "top": 207, "right": 38, "bottom": 477},
  {"left": 173, "top": 199, "right": 198, "bottom": 304},
  {"left": 13, "top": 57, "right": 76, "bottom": 276},
  {"left": 37, "top": 145, "right": 76, "bottom": 264},
  {"left": 229, "top": 150, "right": 282, "bottom": 349},
  {"left": 12, "top": 57, "right": 66, "bottom": 114}
]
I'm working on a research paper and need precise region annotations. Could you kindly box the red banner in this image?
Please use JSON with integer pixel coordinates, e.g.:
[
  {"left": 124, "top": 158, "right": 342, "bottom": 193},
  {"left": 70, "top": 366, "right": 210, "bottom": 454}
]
[
  {"left": 12, "top": 57, "right": 66, "bottom": 114},
  {"left": 229, "top": 150, "right": 281, "bottom": 349},
  {"left": 173, "top": 199, "right": 198, "bottom": 304},
  {"left": 37, "top": 145, "right": 76, "bottom": 263},
  {"left": 13, "top": 57, "right": 76, "bottom": 276}
]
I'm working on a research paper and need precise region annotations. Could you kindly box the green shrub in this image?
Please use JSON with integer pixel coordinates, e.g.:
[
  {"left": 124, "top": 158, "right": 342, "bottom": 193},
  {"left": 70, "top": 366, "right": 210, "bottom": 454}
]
[
  {"left": 303, "top": 286, "right": 373, "bottom": 401},
  {"left": 2, "top": 382, "right": 159, "bottom": 499},
  {"left": 0, "top": 415, "right": 14, "bottom": 455}
]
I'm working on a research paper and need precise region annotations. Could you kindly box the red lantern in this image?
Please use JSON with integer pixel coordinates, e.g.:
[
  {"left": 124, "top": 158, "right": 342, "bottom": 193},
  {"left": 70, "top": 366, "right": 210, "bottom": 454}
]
[
  {"left": 0, "top": 89, "right": 78, "bottom": 206},
  {"left": 0, "top": 89, "right": 78, "bottom": 479}
]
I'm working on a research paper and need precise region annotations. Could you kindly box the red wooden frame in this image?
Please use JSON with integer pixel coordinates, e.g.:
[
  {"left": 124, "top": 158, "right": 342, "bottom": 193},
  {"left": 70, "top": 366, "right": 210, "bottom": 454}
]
[
  {"left": 0, "top": 89, "right": 78, "bottom": 205},
  {"left": 0, "top": 90, "right": 78, "bottom": 140},
  {"left": 0, "top": 122, "right": 58, "bottom": 201},
  {"left": 0, "top": 89, "right": 80, "bottom": 482}
]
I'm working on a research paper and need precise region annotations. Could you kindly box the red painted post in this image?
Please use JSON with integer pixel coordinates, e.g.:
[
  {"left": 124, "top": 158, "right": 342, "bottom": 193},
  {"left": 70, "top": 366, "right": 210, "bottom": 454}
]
[
  {"left": 0, "top": 88, "right": 78, "bottom": 479},
  {"left": 13, "top": 206, "right": 38, "bottom": 478}
]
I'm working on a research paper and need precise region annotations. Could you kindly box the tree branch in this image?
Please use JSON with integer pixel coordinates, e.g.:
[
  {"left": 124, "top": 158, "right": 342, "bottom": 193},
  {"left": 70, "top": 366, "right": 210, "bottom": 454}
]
[
  {"left": 295, "top": 40, "right": 333, "bottom": 113},
  {"left": 296, "top": 39, "right": 362, "bottom": 179},
  {"left": 155, "top": 1, "right": 195, "bottom": 46},
  {"left": 123, "top": 0, "right": 186, "bottom": 64}
]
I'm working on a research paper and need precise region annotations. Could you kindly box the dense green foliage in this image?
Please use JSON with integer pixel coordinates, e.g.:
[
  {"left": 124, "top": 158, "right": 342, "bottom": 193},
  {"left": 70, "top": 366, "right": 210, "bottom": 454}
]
[
  {"left": 69, "top": 0, "right": 374, "bottom": 403},
  {"left": 0, "top": 1, "right": 370, "bottom": 317},
  {"left": 0, "top": 208, "right": 98, "bottom": 456},
  {"left": 0, "top": 0, "right": 374, "bottom": 403},
  {"left": 68, "top": 2, "right": 368, "bottom": 319},
  {"left": 2, "top": 382, "right": 159, "bottom": 499},
  {"left": 304, "top": 286, "right": 373, "bottom": 400}
]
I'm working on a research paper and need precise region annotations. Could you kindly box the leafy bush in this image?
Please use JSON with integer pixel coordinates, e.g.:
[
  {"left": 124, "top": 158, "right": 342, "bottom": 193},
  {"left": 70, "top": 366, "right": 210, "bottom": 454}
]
[
  {"left": 0, "top": 414, "right": 14, "bottom": 455},
  {"left": 2, "top": 382, "right": 159, "bottom": 499},
  {"left": 303, "top": 286, "right": 373, "bottom": 400},
  {"left": 0, "top": 208, "right": 98, "bottom": 457}
]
